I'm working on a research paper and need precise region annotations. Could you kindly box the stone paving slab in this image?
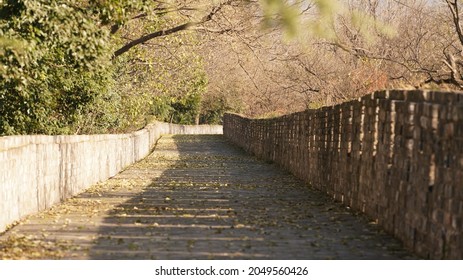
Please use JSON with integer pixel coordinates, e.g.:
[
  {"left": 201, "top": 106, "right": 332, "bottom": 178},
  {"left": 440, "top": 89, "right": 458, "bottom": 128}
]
[{"left": 0, "top": 135, "right": 415, "bottom": 259}]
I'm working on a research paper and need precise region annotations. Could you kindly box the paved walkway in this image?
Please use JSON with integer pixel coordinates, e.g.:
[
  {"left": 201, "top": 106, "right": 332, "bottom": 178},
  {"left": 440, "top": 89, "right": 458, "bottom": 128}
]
[{"left": 0, "top": 135, "right": 414, "bottom": 259}]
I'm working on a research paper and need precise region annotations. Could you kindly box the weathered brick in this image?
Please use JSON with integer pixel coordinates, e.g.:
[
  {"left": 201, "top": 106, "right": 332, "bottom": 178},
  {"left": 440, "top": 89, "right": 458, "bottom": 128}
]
[{"left": 224, "top": 89, "right": 463, "bottom": 259}]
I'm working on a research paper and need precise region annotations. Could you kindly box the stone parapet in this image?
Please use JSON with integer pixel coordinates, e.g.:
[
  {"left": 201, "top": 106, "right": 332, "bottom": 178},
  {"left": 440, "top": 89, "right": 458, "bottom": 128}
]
[
  {"left": 0, "top": 122, "right": 222, "bottom": 233},
  {"left": 224, "top": 90, "right": 463, "bottom": 259}
]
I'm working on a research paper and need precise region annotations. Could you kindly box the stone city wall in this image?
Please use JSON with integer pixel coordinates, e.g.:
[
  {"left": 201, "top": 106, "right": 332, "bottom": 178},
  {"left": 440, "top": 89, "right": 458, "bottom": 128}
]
[
  {"left": 224, "top": 90, "right": 463, "bottom": 259},
  {"left": 0, "top": 122, "right": 222, "bottom": 233}
]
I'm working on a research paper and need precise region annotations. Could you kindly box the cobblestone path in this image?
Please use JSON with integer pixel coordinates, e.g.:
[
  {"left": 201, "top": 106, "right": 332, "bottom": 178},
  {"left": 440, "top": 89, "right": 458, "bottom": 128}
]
[{"left": 0, "top": 135, "right": 414, "bottom": 259}]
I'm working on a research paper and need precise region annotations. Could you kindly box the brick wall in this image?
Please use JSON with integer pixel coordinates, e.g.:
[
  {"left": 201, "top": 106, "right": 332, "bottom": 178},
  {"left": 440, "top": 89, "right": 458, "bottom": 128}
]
[
  {"left": 0, "top": 122, "right": 222, "bottom": 233},
  {"left": 224, "top": 90, "right": 463, "bottom": 259}
]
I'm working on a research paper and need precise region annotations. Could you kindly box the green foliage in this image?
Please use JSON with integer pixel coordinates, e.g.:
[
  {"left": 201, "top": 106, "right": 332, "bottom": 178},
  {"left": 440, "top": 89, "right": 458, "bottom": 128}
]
[
  {"left": 172, "top": 70, "right": 206, "bottom": 124},
  {"left": 170, "top": 93, "right": 202, "bottom": 125},
  {"left": 0, "top": 0, "right": 228, "bottom": 135},
  {"left": 151, "top": 71, "right": 207, "bottom": 125},
  {"left": 199, "top": 96, "right": 232, "bottom": 125},
  {"left": 0, "top": 0, "right": 113, "bottom": 135},
  {"left": 151, "top": 95, "right": 175, "bottom": 123},
  {"left": 88, "top": 0, "right": 150, "bottom": 26},
  {"left": 110, "top": 13, "right": 209, "bottom": 127}
]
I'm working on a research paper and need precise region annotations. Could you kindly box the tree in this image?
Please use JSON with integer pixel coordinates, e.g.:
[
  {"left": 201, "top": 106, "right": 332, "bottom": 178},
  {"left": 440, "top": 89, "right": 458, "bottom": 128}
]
[
  {"left": 442, "top": 0, "right": 463, "bottom": 87},
  {"left": 0, "top": 0, "right": 214, "bottom": 134},
  {"left": 0, "top": 0, "right": 112, "bottom": 134}
]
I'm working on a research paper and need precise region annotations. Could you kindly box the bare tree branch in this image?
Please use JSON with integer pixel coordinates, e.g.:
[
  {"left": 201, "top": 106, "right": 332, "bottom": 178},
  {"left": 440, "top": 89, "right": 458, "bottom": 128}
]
[
  {"left": 113, "top": 0, "right": 235, "bottom": 58},
  {"left": 445, "top": 0, "right": 463, "bottom": 47}
]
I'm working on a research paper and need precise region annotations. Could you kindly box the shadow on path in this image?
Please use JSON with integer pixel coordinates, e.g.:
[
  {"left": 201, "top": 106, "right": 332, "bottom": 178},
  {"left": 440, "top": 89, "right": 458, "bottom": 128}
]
[{"left": 88, "top": 135, "right": 413, "bottom": 259}]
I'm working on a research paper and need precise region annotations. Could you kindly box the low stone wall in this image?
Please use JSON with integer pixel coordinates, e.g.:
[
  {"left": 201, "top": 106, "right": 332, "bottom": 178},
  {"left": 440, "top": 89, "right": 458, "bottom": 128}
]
[
  {"left": 224, "top": 90, "right": 463, "bottom": 259},
  {"left": 0, "top": 122, "right": 222, "bottom": 233}
]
